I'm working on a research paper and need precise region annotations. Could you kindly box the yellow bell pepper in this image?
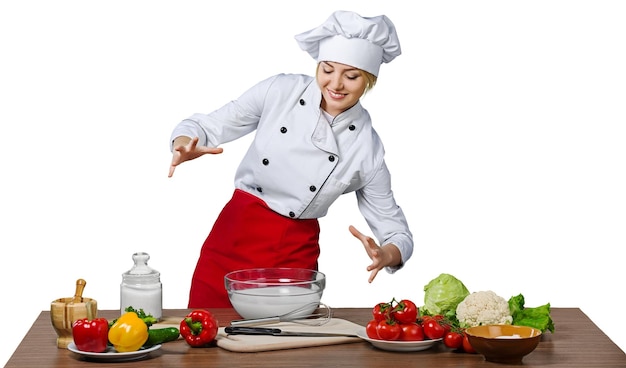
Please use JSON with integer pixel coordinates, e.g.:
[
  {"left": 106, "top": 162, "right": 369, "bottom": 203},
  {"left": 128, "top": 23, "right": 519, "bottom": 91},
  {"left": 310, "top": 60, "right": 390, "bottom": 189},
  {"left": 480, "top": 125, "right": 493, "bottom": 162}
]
[{"left": 108, "top": 311, "right": 149, "bottom": 352}]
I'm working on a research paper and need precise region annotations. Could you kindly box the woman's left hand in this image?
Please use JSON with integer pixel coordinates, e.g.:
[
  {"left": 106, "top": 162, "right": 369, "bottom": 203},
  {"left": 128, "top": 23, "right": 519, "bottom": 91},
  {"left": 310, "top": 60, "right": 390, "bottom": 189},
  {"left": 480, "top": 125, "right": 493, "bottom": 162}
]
[{"left": 349, "top": 225, "right": 401, "bottom": 283}]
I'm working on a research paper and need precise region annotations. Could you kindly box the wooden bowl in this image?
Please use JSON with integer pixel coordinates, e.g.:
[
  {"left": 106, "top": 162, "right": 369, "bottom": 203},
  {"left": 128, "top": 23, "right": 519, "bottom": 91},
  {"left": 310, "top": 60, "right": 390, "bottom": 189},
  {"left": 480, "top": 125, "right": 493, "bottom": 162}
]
[{"left": 465, "top": 325, "right": 542, "bottom": 365}]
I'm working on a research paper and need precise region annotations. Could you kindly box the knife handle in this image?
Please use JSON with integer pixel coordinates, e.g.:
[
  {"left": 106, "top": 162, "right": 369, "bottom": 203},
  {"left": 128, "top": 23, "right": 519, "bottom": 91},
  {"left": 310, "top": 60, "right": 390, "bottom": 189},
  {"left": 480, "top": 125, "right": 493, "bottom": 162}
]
[{"left": 225, "top": 326, "right": 281, "bottom": 335}]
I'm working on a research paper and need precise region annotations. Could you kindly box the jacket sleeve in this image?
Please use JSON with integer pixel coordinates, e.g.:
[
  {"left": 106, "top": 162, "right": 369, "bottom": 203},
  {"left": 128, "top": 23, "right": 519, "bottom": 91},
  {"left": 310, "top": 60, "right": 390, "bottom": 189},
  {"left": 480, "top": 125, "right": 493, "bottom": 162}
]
[
  {"left": 355, "top": 160, "right": 414, "bottom": 273},
  {"left": 169, "top": 75, "right": 280, "bottom": 149}
]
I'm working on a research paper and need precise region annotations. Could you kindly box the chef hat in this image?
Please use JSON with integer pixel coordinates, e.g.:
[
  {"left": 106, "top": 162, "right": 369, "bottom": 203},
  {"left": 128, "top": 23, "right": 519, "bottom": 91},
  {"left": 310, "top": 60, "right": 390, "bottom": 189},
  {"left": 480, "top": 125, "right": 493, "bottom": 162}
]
[{"left": 294, "top": 10, "right": 401, "bottom": 77}]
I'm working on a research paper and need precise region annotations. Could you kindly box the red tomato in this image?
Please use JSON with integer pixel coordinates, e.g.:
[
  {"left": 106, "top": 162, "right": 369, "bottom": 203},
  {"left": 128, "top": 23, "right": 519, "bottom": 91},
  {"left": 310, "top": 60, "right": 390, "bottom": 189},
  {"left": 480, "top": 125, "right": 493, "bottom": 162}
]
[
  {"left": 399, "top": 323, "right": 424, "bottom": 341},
  {"left": 392, "top": 299, "right": 418, "bottom": 324},
  {"left": 376, "top": 320, "right": 402, "bottom": 341},
  {"left": 443, "top": 331, "right": 463, "bottom": 349},
  {"left": 372, "top": 302, "right": 391, "bottom": 322},
  {"left": 440, "top": 319, "right": 452, "bottom": 335},
  {"left": 422, "top": 319, "right": 445, "bottom": 340},
  {"left": 419, "top": 314, "right": 433, "bottom": 324},
  {"left": 462, "top": 333, "right": 477, "bottom": 354},
  {"left": 366, "top": 320, "right": 379, "bottom": 339}
]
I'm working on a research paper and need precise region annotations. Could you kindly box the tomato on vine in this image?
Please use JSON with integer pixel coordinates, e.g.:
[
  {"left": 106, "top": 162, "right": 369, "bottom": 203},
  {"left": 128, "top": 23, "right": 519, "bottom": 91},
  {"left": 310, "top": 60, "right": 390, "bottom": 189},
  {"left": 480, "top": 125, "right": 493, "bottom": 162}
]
[
  {"left": 372, "top": 302, "right": 392, "bottom": 322},
  {"left": 443, "top": 331, "right": 463, "bottom": 349},
  {"left": 392, "top": 299, "right": 418, "bottom": 324},
  {"left": 376, "top": 319, "right": 401, "bottom": 341},
  {"left": 365, "top": 320, "right": 379, "bottom": 339},
  {"left": 423, "top": 319, "right": 445, "bottom": 340},
  {"left": 418, "top": 314, "right": 432, "bottom": 324},
  {"left": 462, "top": 333, "right": 477, "bottom": 354},
  {"left": 399, "top": 323, "right": 424, "bottom": 341}
]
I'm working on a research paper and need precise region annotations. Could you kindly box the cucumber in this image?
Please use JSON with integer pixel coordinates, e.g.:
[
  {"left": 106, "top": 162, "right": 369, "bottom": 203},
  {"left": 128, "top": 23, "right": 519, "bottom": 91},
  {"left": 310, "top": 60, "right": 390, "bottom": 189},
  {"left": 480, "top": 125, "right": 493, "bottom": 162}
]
[{"left": 144, "top": 327, "right": 180, "bottom": 347}]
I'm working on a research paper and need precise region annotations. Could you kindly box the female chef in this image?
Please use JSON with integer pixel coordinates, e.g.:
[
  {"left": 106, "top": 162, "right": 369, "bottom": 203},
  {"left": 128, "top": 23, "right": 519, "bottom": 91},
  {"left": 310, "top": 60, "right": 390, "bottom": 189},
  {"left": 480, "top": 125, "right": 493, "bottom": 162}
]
[{"left": 169, "top": 11, "right": 414, "bottom": 308}]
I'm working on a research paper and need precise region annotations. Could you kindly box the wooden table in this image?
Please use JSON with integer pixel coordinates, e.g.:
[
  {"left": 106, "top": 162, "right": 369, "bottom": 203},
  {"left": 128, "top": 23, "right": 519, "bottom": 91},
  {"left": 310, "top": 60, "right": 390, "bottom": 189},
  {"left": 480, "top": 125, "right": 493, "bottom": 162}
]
[{"left": 5, "top": 308, "right": 625, "bottom": 367}]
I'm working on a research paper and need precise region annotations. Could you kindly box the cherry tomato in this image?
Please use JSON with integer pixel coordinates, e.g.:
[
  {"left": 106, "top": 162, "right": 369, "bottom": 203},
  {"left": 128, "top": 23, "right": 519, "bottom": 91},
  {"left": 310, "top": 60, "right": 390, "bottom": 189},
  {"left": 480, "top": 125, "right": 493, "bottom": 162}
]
[
  {"left": 372, "top": 302, "right": 391, "bottom": 322},
  {"left": 462, "top": 333, "right": 477, "bottom": 354},
  {"left": 443, "top": 331, "right": 463, "bottom": 349},
  {"left": 376, "top": 320, "right": 402, "bottom": 341},
  {"left": 365, "top": 320, "right": 379, "bottom": 339},
  {"left": 392, "top": 299, "right": 418, "bottom": 324},
  {"left": 399, "top": 323, "right": 424, "bottom": 341},
  {"left": 422, "top": 319, "right": 445, "bottom": 340}
]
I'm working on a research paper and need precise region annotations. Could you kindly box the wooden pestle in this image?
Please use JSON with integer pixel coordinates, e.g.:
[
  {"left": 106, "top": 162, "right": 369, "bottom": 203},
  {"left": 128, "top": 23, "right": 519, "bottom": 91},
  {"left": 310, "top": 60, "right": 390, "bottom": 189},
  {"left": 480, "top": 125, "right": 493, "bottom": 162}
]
[{"left": 72, "top": 279, "right": 86, "bottom": 304}]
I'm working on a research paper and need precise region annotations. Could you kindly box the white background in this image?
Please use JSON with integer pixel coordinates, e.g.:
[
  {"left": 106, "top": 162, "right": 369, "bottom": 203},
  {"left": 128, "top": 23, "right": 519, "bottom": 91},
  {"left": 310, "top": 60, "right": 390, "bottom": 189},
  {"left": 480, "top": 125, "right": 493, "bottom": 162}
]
[{"left": 1, "top": 0, "right": 624, "bottom": 365}]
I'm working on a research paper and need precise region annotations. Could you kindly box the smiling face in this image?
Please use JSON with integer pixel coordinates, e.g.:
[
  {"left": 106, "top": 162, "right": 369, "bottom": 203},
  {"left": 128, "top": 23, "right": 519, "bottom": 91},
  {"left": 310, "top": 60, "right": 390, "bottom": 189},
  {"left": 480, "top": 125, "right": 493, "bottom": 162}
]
[{"left": 316, "top": 61, "right": 368, "bottom": 116}]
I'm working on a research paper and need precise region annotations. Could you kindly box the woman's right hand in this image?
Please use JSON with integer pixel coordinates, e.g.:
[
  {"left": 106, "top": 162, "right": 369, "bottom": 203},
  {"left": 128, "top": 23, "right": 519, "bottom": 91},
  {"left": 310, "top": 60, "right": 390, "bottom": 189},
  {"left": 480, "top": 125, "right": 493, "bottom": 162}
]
[
  {"left": 349, "top": 225, "right": 402, "bottom": 283},
  {"left": 168, "top": 136, "right": 224, "bottom": 177}
]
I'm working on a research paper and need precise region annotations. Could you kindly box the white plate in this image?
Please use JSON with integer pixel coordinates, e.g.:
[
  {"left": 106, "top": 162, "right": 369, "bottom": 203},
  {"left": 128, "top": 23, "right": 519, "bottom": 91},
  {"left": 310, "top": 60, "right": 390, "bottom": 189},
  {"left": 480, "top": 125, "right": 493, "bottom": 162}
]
[
  {"left": 356, "top": 327, "right": 442, "bottom": 352},
  {"left": 67, "top": 342, "right": 161, "bottom": 361}
]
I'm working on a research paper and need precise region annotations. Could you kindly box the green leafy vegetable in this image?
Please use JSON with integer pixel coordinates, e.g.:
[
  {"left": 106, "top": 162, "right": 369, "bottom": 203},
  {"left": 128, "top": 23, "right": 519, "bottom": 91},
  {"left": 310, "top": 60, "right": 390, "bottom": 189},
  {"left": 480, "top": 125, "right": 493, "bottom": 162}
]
[
  {"left": 108, "top": 306, "right": 158, "bottom": 328},
  {"left": 508, "top": 293, "right": 555, "bottom": 333},
  {"left": 422, "top": 273, "right": 470, "bottom": 319}
]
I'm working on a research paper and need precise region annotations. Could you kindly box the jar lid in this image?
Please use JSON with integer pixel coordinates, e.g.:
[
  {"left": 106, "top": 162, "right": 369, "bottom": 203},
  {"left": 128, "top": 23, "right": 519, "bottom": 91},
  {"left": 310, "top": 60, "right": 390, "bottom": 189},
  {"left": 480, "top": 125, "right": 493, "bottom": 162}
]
[{"left": 122, "top": 252, "right": 160, "bottom": 283}]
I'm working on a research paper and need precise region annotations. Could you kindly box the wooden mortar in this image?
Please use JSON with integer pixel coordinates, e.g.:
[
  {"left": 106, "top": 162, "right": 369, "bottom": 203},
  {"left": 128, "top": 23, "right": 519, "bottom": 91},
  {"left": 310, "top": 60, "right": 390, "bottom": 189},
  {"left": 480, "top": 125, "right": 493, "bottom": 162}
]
[{"left": 50, "top": 279, "right": 98, "bottom": 348}]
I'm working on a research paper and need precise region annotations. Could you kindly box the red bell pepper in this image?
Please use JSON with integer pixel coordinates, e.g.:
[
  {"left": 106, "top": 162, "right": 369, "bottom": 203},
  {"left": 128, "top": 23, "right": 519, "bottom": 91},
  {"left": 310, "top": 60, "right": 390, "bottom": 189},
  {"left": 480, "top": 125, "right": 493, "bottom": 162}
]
[
  {"left": 179, "top": 309, "right": 218, "bottom": 347},
  {"left": 72, "top": 317, "right": 109, "bottom": 352}
]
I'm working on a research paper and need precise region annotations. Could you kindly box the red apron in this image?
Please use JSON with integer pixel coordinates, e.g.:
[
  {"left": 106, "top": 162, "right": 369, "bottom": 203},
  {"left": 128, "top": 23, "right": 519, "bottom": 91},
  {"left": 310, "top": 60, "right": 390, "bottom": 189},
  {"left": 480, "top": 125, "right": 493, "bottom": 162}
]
[{"left": 188, "top": 189, "right": 320, "bottom": 308}]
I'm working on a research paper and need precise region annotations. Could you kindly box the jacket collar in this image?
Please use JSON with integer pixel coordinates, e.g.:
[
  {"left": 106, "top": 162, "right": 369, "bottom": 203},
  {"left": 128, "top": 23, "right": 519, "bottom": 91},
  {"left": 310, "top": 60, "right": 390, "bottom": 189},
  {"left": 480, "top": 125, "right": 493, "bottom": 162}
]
[
  {"left": 302, "top": 77, "right": 365, "bottom": 126},
  {"left": 303, "top": 80, "right": 367, "bottom": 154}
]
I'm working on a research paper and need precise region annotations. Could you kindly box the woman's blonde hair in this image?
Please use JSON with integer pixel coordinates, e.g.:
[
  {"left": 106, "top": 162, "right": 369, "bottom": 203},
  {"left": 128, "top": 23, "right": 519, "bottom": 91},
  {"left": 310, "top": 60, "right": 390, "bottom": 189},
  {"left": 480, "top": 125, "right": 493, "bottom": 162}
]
[{"left": 361, "top": 69, "right": 377, "bottom": 94}]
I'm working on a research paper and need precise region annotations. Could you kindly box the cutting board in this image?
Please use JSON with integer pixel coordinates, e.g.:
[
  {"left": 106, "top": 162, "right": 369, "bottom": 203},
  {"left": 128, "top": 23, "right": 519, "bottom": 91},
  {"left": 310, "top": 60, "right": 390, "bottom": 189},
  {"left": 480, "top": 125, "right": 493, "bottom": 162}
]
[
  {"left": 152, "top": 316, "right": 364, "bottom": 352},
  {"left": 151, "top": 317, "right": 184, "bottom": 332},
  {"left": 216, "top": 318, "right": 364, "bottom": 352}
]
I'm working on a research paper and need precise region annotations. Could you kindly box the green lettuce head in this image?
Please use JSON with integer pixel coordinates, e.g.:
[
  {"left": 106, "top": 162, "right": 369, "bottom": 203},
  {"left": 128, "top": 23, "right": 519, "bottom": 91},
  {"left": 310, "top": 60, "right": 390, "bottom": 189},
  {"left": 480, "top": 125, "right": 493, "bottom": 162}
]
[{"left": 423, "top": 273, "right": 470, "bottom": 318}]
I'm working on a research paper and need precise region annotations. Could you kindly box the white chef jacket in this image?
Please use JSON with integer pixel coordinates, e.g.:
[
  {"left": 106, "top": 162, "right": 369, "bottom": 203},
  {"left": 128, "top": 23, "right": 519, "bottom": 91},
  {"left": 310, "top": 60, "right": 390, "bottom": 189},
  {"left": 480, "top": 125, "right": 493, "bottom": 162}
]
[{"left": 171, "top": 73, "right": 413, "bottom": 270}]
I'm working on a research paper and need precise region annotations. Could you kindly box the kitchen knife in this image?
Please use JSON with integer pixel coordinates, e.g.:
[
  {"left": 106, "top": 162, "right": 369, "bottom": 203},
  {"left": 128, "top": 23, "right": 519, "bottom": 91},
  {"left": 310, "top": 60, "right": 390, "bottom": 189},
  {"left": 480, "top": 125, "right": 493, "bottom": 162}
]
[{"left": 225, "top": 326, "right": 358, "bottom": 338}]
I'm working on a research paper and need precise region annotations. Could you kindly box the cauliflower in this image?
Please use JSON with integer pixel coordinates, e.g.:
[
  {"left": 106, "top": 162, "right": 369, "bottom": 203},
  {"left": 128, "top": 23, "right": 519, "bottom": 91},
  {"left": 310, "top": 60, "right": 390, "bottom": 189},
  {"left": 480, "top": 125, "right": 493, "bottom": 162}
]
[{"left": 456, "top": 290, "right": 513, "bottom": 327}]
